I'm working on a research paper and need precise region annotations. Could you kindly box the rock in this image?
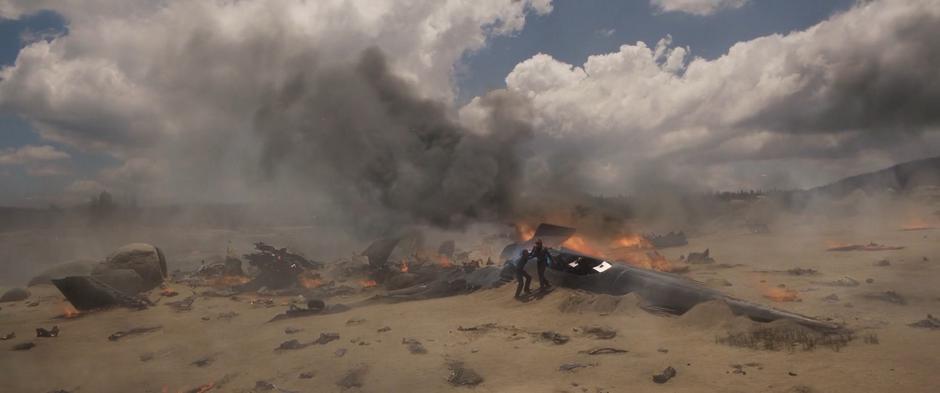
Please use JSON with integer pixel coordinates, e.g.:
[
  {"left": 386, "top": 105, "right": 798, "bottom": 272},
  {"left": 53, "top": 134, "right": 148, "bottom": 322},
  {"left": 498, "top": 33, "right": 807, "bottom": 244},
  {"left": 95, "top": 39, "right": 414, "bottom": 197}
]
[
  {"left": 377, "top": 326, "right": 391, "bottom": 333},
  {"left": 447, "top": 362, "right": 483, "bottom": 386},
  {"left": 27, "top": 261, "right": 95, "bottom": 286},
  {"left": 94, "top": 243, "right": 168, "bottom": 291},
  {"left": 298, "top": 371, "right": 315, "bottom": 379},
  {"left": 652, "top": 366, "right": 676, "bottom": 383},
  {"left": 402, "top": 337, "right": 427, "bottom": 354},
  {"left": 0, "top": 288, "right": 30, "bottom": 302},
  {"left": 284, "top": 327, "right": 303, "bottom": 334}
]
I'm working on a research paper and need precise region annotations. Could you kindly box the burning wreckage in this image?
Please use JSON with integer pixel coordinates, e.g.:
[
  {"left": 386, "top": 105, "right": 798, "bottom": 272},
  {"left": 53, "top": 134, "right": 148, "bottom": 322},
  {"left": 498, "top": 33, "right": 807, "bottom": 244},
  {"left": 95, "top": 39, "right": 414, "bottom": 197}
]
[{"left": 44, "top": 226, "right": 838, "bottom": 332}]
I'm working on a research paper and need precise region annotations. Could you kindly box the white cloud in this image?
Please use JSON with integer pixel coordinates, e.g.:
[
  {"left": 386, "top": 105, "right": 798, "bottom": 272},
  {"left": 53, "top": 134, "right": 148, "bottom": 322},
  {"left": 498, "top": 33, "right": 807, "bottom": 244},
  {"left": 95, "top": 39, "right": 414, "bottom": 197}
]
[
  {"left": 651, "top": 0, "right": 749, "bottom": 16},
  {"left": 491, "top": 0, "right": 940, "bottom": 191},
  {"left": 0, "top": 144, "right": 70, "bottom": 165}
]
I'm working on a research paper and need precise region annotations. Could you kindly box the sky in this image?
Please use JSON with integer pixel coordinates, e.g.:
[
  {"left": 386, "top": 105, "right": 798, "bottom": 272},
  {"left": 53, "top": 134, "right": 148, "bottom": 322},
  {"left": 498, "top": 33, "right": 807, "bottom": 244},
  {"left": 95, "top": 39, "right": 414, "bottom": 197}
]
[{"left": 0, "top": 0, "right": 938, "bottom": 219}]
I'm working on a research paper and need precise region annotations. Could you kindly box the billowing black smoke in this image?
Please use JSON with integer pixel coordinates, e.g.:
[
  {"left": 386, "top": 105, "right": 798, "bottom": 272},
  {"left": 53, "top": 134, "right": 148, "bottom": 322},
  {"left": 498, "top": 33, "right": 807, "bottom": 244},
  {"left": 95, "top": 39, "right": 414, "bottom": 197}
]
[{"left": 253, "top": 48, "right": 533, "bottom": 232}]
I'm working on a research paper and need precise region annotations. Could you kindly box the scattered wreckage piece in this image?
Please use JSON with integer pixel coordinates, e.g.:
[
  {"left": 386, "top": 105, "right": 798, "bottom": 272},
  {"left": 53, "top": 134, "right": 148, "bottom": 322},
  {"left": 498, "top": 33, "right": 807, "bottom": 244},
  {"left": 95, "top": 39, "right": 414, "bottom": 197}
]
[
  {"left": 36, "top": 326, "right": 59, "bottom": 338},
  {"left": 267, "top": 300, "right": 350, "bottom": 322},
  {"left": 811, "top": 276, "right": 860, "bottom": 287},
  {"left": 12, "top": 342, "right": 35, "bottom": 351},
  {"left": 51, "top": 276, "right": 152, "bottom": 311},
  {"left": 239, "top": 242, "right": 322, "bottom": 291},
  {"left": 580, "top": 347, "right": 628, "bottom": 355},
  {"left": 559, "top": 362, "right": 596, "bottom": 372},
  {"left": 826, "top": 243, "right": 904, "bottom": 252},
  {"left": 165, "top": 294, "right": 197, "bottom": 312},
  {"left": 108, "top": 325, "right": 162, "bottom": 341},
  {"left": 646, "top": 231, "right": 688, "bottom": 248},
  {"left": 684, "top": 249, "right": 715, "bottom": 264},
  {"left": 909, "top": 314, "right": 940, "bottom": 330}
]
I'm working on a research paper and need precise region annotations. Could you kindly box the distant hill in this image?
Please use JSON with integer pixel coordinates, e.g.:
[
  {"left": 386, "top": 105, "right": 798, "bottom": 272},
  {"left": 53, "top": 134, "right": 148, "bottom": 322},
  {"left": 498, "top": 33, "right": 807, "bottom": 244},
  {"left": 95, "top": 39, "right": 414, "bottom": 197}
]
[{"left": 809, "top": 156, "right": 940, "bottom": 197}]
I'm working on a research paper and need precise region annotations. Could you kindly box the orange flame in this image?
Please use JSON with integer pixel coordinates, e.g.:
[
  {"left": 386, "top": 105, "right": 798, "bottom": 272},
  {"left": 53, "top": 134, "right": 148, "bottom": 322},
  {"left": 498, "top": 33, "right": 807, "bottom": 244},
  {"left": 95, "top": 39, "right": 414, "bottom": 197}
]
[
  {"left": 204, "top": 275, "right": 251, "bottom": 287},
  {"left": 400, "top": 260, "right": 409, "bottom": 273},
  {"left": 612, "top": 234, "right": 652, "bottom": 249},
  {"left": 762, "top": 287, "right": 800, "bottom": 302},
  {"left": 438, "top": 254, "right": 454, "bottom": 268},
  {"left": 562, "top": 235, "right": 602, "bottom": 256},
  {"left": 359, "top": 279, "right": 378, "bottom": 288},
  {"left": 900, "top": 217, "right": 935, "bottom": 231},
  {"left": 62, "top": 303, "right": 80, "bottom": 318},
  {"left": 515, "top": 223, "right": 535, "bottom": 241},
  {"left": 298, "top": 275, "right": 322, "bottom": 289}
]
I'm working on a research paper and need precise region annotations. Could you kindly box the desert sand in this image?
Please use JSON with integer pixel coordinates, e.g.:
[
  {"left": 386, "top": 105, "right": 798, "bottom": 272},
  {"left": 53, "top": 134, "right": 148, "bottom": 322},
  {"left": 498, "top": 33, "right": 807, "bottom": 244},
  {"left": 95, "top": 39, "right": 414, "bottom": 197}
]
[{"left": 1, "top": 211, "right": 939, "bottom": 393}]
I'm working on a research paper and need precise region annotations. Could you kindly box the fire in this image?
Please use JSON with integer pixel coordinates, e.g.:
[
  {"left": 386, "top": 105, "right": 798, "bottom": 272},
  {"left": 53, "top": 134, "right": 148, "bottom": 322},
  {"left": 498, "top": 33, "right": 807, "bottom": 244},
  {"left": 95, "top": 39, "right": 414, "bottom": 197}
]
[
  {"left": 359, "top": 279, "right": 378, "bottom": 288},
  {"left": 62, "top": 303, "right": 80, "bottom": 319},
  {"left": 562, "top": 235, "right": 602, "bottom": 256},
  {"left": 298, "top": 274, "right": 322, "bottom": 289},
  {"left": 612, "top": 234, "right": 652, "bottom": 249},
  {"left": 437, "top": 254, "right": 454, "bottom": 268},
  {"left": 400, "top": 260, "right": 409, "bottom": 273},
  {"left": 900, "top": 217, "right": 936, "bottom": 231},
  {"left": 762, "top": 287, "right": 800, "bottom": 302},
  {"left": 204, "top": 275, "right": 250, "bottom": 287},
  {"left": 515, "top": 223, "right": 535, "bottom": 241}
]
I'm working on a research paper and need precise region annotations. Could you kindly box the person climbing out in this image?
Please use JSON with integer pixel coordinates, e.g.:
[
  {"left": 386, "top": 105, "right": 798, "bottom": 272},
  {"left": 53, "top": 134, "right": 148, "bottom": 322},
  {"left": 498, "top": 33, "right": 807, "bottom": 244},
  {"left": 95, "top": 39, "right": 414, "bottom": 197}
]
[{"left": 514, "top": 249, "right": 532, "bottom": 300}]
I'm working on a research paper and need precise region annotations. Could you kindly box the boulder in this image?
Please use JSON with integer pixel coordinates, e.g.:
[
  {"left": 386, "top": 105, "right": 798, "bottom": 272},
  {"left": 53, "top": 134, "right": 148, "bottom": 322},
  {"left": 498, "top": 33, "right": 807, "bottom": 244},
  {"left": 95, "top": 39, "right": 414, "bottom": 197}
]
[
  {"left": 0, "top": 287, "right": 30, "bottom": 302},
  {"left": 93, "top": 243, "right": 167, "bottom": 291}
]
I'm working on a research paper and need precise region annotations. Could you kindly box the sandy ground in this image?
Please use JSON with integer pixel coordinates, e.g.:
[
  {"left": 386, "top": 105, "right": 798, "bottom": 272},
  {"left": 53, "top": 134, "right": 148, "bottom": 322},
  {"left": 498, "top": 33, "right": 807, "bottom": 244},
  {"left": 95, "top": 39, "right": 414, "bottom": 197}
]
[{"left": 1, "top": 214, "right": 939, "bottom": 393}]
